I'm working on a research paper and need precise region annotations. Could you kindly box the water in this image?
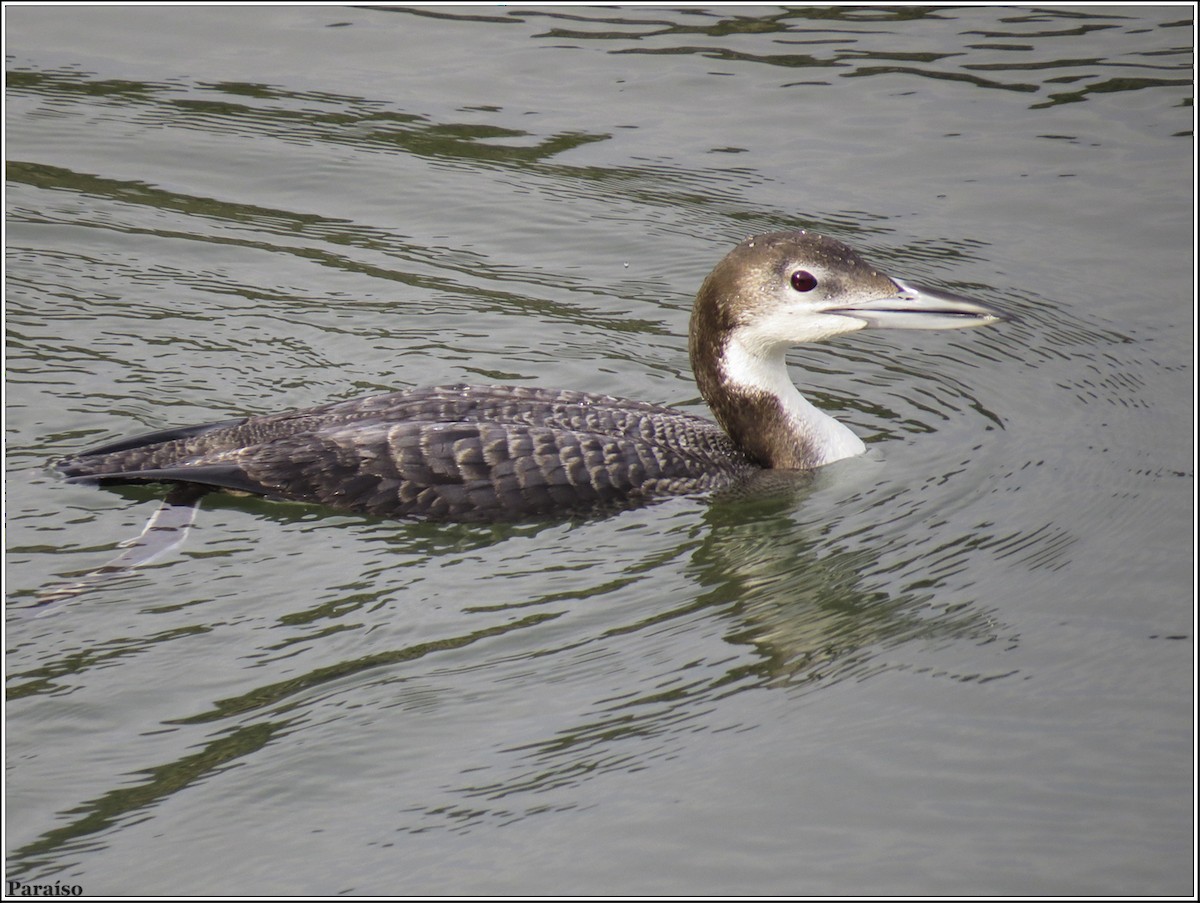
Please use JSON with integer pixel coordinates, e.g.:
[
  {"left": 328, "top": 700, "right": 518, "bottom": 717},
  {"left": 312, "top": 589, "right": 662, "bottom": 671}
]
[{"left": 5, "top": 5, "right": 1193, "bottom": 896}]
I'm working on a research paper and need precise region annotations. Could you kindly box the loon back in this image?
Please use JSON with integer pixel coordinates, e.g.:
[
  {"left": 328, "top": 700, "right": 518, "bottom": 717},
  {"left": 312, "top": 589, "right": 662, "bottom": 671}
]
[
  {"left": 58, "top": 384, "right": 755, "bottom": 521},
  {"left": 57, "top": 230, "right": 1004, "bottom": 522}
]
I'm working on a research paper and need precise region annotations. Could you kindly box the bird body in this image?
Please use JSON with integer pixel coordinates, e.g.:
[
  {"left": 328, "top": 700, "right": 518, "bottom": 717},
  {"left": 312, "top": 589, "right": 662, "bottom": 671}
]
[
  {"left": 58, "top": 231, "right": 1003, "bottom": 521},
  {"left": 60, "top": 384, "right": 754, "bottom": 520}
]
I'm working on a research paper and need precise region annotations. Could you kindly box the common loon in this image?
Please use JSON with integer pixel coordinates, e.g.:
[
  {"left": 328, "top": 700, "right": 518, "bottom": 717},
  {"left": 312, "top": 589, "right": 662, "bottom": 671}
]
[{"left": 57, "top": 231, "right": 1003, "bottom": 521}]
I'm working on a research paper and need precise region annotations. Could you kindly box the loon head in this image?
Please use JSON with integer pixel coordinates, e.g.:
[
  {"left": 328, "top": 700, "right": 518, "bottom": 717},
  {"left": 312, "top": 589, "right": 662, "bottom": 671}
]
[
  {"left": 690, "top": 230, "right": 1003, "bottom": 349},
  {"left": 688, "top": 230, "right": 1004, "bottom": 470}
]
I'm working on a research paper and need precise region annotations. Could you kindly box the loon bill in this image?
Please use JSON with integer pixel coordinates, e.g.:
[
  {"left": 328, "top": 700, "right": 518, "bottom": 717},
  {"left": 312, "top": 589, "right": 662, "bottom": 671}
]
[{"left": 57, "top": 231, "right": 1004, "bottom": 522}]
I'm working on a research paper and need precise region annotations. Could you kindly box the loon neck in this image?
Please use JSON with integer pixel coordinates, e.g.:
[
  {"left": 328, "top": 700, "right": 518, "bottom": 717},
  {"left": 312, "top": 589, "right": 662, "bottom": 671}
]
[{"left": 690, "top": 309, "right": 865, "bottom": 470}]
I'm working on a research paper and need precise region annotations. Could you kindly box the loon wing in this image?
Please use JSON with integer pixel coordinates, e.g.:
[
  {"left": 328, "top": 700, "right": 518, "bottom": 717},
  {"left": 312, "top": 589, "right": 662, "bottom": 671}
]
[
  {"left": 57, "top": 386, "right": 751, "bottom": 521},
  {"left": 68, "top": 419, "right": 248, "bottom": 458},
  {"left": 64, "top": 422, "right": 737, "bottom": 520},
  {"left": 66, "top": 463, "right": 270, "bottom": 496}
]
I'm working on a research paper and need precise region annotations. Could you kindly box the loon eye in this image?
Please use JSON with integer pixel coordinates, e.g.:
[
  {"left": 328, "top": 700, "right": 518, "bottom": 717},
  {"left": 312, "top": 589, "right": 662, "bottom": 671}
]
[{"left": 790, "top": 270, "right": 818, "bottom": 293}]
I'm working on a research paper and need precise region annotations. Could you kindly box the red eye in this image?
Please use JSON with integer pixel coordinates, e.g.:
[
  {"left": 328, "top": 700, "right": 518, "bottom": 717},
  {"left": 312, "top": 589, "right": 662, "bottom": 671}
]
[{"left": 790, "top": 270, "right": 818, "bottom": 292}]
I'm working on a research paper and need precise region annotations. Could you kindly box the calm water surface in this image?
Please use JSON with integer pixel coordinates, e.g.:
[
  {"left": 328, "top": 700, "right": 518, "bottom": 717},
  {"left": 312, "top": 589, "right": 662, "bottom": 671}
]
[{"left": 5, "top": 5, "right": 1194, "bottom": 896}]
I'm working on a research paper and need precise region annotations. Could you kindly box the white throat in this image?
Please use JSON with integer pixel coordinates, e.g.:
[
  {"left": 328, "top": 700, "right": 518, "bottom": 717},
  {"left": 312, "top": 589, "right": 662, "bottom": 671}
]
[{"left": 722, "top": 332, "right": 866, "bottom": 467}]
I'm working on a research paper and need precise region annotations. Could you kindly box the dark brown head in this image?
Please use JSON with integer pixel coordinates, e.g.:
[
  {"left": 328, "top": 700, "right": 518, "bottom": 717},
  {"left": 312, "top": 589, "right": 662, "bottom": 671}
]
[{"left": 687, "top": 231, "right": 1003, "bottom": 468}]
